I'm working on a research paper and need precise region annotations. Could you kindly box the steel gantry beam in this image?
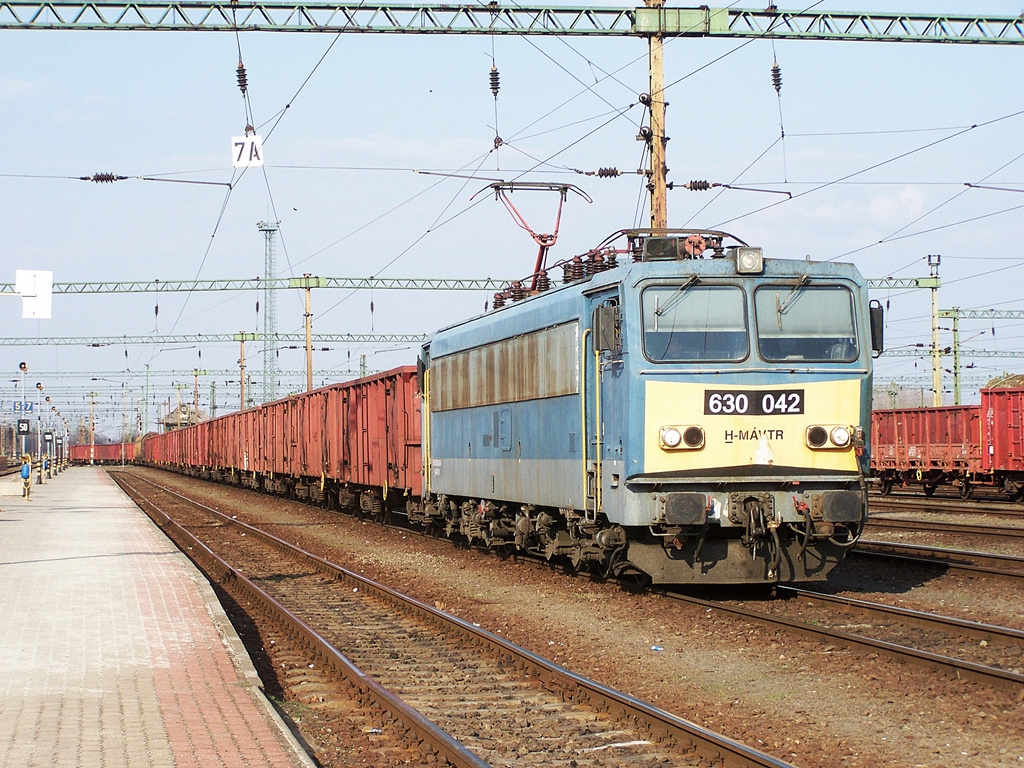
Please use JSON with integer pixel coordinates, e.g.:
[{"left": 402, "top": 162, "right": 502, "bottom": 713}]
[
  {"left": 881, "top": 349, "right": 1024, "bottom": 358},
  {"left": 2, "top": 4, "right": 1021, "bottom": 255},
  {"left": 0, "top": 276, "right": 510, "bottom": 294},
  {"left": 0, "top": 3, "right": 1021, "bottom": 42},
  {"left": 19, "top": 368, "right": 368, "bottom": 378},
  {"left": 0, "top": 274, "right": 939, "bottom": 294},
  {"left": 0, "top": 333, "right": 427, "bottom": 346},
  {"left": 939, "top": 308, "right": 1024, "bottom": 320}
]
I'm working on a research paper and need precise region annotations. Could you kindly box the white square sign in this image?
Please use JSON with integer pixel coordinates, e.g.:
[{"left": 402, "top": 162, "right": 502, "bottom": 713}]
[
  {"left": 232, "top": 134, "right": 265, "bottom": 167},
  {"left": 15, "top": 269, "right": 53, "bottom": 319}
]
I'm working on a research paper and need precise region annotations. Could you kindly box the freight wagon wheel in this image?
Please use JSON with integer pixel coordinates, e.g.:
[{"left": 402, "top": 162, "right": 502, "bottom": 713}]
[
  {"left": 879, "top": 477, "right": 893, "bottom": 496},
  {"left": 959, "top": 480, "right": 973, "bottom": 500},
  {"left": 923, "top": 484, "right": 937, "bottom": 497}
]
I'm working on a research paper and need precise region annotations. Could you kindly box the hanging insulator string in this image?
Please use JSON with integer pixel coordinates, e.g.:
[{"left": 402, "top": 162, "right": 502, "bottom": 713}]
[
  {"left": 489, "top": 38, "right": 502, "bottom": 169},
  {"left": 770, "top": 39, "right": 788, "bottom": 182},
  {"left": 236, "top": 61, "right": 248, "bottom": 95},
  {"left": 490, "top": 65, "right": 500, "bottom": 98},
  {"left": 81, "top": 172, "right": 128, "bottom": 183}
]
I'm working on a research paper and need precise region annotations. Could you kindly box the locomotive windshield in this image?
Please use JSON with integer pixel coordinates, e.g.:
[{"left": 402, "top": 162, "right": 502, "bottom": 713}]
[
  {"left": 754, "top": 284, "right": 858, "bottom": 362},
  {"left": 642, "top": 284, "right": 748, "bottom": 361}
]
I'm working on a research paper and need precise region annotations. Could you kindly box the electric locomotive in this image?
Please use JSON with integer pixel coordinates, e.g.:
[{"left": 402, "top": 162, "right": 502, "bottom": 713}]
[{"left": 417, "top": 229, "right": 883, "bottom": 584}]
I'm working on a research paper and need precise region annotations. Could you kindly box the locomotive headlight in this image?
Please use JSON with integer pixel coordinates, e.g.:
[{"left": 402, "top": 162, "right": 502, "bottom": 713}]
[
  {"left": 806, "top": 426, "right": 829, "bottom": 449},
  {"left": 806, "top": 425, "right": 854, "bottom": 450},
  {"left": 660, "top": 425, "right": 705, "bottom": 450},
  {"left": 735, "top": 247, "right": 764, "bottom": 274},
  {"left": 830, "top": 426, "right": 852, "bottom": 448},
  {"left": 660, "top": 426, "right": 683, "bottom": 448}
]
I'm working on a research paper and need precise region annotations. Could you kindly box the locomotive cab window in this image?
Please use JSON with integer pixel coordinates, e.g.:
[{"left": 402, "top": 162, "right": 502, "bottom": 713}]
[
  {"left": 754, "top": 284, "right": 858, "bottom": 362},
  {"left": 642, "top": 284, "right": 748, "bottom": 362}
]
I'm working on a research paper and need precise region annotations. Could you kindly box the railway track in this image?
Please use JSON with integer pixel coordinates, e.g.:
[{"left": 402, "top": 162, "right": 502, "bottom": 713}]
[
  {"left": 110, "top": 469, "right": 793, "bottom": 768},
  {"left": 866, "top": 516, "right": 1024, "bottom": 539},
  {"left": 869, "top": 492, "right": 1024, "bottom": 519},
  {"left": 662, "top": 587, "right": 1024, "bottom": 693},
  {"left": 852, "top": 539, "right": 1024, "bottom": 583}
]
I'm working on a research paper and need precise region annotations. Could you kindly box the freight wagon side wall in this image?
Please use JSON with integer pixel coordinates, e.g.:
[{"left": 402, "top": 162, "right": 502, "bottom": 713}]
[
  {"left": 871, "top": 405, "right": 982, "bottom": 473},
  {"left": 70, "top": 443, "right": 134, "bottom": 463},
  {"left": 138, "top": 368, "right": 422, "bottom": 497},
  {"left": 332, "top": 368, "right": 421, "bottom": 496},
  {"left": 982, "top": 387, "right": 1024, "bottom": 472}
]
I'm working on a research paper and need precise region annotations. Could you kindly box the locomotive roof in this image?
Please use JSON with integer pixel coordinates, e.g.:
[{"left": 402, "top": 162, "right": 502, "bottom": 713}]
[{"left": 425, "top": 249, "right": 866, "bottom": 359}]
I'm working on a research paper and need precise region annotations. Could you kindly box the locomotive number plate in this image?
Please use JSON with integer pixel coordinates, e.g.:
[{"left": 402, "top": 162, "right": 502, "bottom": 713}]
[{"left": 704, "top": 389, "right": 804, "bottom": 416}]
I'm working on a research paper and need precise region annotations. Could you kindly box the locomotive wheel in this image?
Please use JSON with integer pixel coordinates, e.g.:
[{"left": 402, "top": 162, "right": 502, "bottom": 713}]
[{"left": 923, "top": 484, "right": 937, "bottom": 497}]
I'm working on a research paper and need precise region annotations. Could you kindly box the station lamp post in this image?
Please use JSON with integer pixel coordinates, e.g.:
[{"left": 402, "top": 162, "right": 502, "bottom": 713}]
[
  {"left": 35, "top": 382, "right": 44, "bottom": 484},
  {"left": 47, "top": 402, "right": 56, "bottom": 478},
  {"left": 18, "top": 362, "right": 27, "bottom": 456}
]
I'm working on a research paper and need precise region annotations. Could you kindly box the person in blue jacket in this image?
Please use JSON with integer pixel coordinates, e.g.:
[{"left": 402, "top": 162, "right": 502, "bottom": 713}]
[{"left": 21, "top": 454, "right": 32, "bottom": 500}]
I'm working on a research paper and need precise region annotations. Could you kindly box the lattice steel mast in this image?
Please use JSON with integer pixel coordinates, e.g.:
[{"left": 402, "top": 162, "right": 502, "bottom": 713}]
[{"left": 258, "top": 220, "right": 279, "bottom": 403}]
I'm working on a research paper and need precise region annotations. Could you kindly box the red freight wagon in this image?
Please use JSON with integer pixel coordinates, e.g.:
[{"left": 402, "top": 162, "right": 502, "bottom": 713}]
[
  {"left": 982, "top": 387, "right": 1024, "bottom": 493},
  {"left": 327, "top": 367, "right": 421, "bottom": 504},
  {"left": 872, "top": 386, "right": 1024, "bottom": 499},
  {"left": 141, "top": 367, "right": 421, "bottom": 512},
  {"left": 69, "top": 442, "right": 135, "bottom": 464}
]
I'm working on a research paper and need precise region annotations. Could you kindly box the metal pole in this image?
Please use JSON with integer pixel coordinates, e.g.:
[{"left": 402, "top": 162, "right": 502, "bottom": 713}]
[
  {"left": 952, "top": 308, "right": 961, "bottom": 406},
  {"left": 258, "top": 220, "right": 279, "bottom": 404},
  {"left": 121, "top": 384, "right": 126, "bottom": 466},
  {"left": 239, "top": 336, "right": 247, "bottom": 412},
  {"left": 35, "top": 383, "right": 43, "bottom": 484},
  {"left": 88, "top": 391, "right": 96, "bottom": 464},
  {"left": 928, "top": 254, "right": 942, "bottom": 407},
  {"left": 645, "top": 0, "right": 667, "bottom": 229},
  {"left": 304, "top": 274, "right": 314, "bottom": 392},
  {"left": 19, "top": 363, "right": 27, "bottom": 456}
]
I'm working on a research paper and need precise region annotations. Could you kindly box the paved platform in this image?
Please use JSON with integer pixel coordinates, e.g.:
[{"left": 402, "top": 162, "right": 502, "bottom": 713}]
[{"left": 0, "top": 466, "right": 317, "bottom": 768}]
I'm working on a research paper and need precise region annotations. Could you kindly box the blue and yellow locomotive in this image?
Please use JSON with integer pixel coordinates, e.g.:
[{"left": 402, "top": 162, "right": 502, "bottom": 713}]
[{"left": 419, "top": 229, "right": 882, "bottom": 584}]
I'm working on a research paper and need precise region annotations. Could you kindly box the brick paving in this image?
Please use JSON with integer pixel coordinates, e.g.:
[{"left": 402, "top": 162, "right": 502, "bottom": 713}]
[{"left": 0, "top": 466, "right": 315, "bottom": 768}]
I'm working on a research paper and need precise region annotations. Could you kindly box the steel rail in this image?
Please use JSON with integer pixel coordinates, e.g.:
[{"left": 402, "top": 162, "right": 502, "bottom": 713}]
[
  {"left": 853, "top": 539, "right": 1024, "bottom": 582},
  {"left": 116, "top": 469, "right": 795, "bottom": 768},
  {"left": 866, "top": 517, "right": 1024, "bottom": 539},
  {"left": 112, "top": 471, "right": 491, "bottom": 768},
  {"left": 664, "top": 590, "right": 1024, "bottom": 693},
  {"left": 869, "top": 493, "right": 1024, "bottom": 518},
  {"left": 777, "top": 586, "right": 1024, "bottom": 649}
]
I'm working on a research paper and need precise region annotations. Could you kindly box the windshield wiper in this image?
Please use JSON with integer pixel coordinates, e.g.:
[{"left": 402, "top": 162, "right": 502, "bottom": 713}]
[
  {"left": 654, "top": 274, "right": 701, "bottom": 321},
  {"left": 775, "top": 274, "right": 810, "bottom": 329}
]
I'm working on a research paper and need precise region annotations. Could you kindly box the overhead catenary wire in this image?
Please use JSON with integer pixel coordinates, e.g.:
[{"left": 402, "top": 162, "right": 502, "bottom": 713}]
[
  {"left": 829, "top": 141, "right": 1024, "bottom": 262},
  {"left": 709, "top": 108, "right": 1024, "bottom": 233},
  {"left": 769, "top": 35, "right": 787, "bottom": 182}
]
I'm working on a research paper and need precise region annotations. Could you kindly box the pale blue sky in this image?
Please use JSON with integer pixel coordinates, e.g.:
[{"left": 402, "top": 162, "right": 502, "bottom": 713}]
[{"left": 2, "top": 2, "right": 1022, "bottom": 437}]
